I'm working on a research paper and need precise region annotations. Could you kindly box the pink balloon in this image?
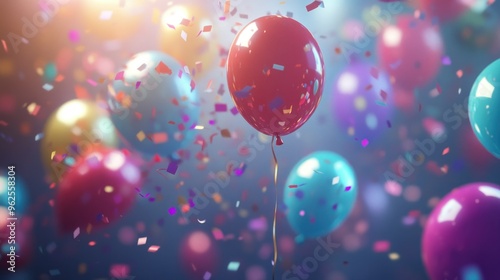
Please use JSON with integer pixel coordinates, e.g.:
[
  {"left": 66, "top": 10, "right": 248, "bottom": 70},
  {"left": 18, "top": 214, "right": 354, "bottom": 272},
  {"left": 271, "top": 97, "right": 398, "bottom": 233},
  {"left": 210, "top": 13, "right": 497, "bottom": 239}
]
[
  {"left": 55, "top": 147, "right": 142, "bottom": 233},
  {"left": 377, "top": 15, "right": 444, "bottom": 90},
  {"left": 417, "top": 0, "right": 472, "bottom": 21}
]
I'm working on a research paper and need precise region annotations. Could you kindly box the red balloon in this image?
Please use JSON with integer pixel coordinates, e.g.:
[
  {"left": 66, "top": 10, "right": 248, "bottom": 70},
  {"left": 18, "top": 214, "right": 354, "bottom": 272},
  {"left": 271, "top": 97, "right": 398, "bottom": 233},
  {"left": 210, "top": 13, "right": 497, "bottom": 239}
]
[
  {"left": 227, "top": 15, "right": 324, "bottom": 138},
  {"left": 55, "top": 148, "right": 142, "bottom": 233},
  {"left": 377, "top": 15, "right": 443, "bottom": 90}
]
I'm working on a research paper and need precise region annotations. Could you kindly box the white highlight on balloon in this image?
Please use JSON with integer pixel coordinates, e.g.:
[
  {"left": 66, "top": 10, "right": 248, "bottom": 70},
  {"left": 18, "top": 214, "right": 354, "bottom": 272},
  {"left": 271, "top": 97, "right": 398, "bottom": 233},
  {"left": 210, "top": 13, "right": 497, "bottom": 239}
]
[
  {"left": 437, "top": 199, "right": 462, "bottom": 223},
  {"left": 236, "top": 22, "right": 258, "bottom": 48},
  {"left": 338, "top": 72, "right": 358, "bottom": 95},
  {"left": 479, "top": 186, "right": 500, "bottom": 199},
  {"left": 297, "top": 158, "right": 320, "bottom": 179},
  {"left": 56, "top": 100, "right": 88, "bottom": 126},
  {"left": 104, "top": 151, "right": 125, "bottom": 171},
  {"left": 383, "top": 26, "right": 402, "bottom": 47}
]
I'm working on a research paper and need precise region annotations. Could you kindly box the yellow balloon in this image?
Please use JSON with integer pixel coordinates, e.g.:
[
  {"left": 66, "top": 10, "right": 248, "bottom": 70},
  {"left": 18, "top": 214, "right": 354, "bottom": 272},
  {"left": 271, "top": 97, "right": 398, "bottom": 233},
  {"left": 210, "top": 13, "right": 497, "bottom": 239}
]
[
  {"left": 81, "top": 0, "right": 144, "bottom": 40},
  {"left": 159, "top": 5, "right": 218, "bottom": 77},
  {"left": 41, "top": 99, "right": 118, "bottom": 182}
]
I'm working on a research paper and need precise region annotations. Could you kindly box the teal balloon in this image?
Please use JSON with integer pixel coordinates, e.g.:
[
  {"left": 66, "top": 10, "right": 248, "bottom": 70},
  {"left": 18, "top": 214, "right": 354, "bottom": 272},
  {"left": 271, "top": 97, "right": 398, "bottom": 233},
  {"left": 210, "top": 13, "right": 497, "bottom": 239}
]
[
  {"left": 108, "top": 51, "right": 200, "bottom": 157},
  {"left": 284, "top": 151, "right": 357, "bottom": 239},
  {"left": 43, "top": 62, "right": 57, "bottom": 83},
  {"left": 469, "top": 59, "right": 500, "bottom": 158},
  {"left": 0, "top": 174, "right": 29, "bottom": 214}
]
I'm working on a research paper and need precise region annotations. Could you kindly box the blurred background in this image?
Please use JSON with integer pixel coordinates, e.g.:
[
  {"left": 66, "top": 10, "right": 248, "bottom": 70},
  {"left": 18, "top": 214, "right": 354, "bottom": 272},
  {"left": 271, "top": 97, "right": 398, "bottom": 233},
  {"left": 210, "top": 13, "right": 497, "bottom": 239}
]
[{"left": 1, "top": 0, "right": 500, "bottom": 279}]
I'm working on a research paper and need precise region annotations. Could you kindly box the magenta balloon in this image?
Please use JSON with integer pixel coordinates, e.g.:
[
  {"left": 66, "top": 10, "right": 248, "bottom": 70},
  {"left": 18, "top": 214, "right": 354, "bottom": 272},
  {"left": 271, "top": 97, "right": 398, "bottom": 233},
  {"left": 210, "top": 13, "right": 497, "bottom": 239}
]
[
  {"left": 332, "top": 60, "right": 393, "bottom": 140},
  {"left": 377, "top": 15, "right": 443, "bottom": 90},
  {"left": 422, "top": 182, "right": 500, "bottom": 280}
]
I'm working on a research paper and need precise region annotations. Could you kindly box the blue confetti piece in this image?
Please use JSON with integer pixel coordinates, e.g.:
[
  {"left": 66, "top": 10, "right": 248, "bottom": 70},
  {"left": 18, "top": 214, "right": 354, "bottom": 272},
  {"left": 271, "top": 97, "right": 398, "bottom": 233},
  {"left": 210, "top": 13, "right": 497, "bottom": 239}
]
[
  {"left": 272, "top": 64, "right": 285, "bottom": 71},
  {"left": 235, "top": 85, "right": 253, "bottom": 98}
]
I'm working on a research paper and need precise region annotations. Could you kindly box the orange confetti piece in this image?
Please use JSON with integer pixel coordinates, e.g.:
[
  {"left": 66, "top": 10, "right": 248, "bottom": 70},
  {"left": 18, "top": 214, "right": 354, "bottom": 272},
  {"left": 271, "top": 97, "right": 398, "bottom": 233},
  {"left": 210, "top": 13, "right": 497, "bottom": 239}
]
[
  {"left": 151, "top": 132, "right": 168, "bottom": 144},
  {"left": 155, "top": 61, "right": 172, "bottom": 75},
  {"left": 75, "top": 85, "right": 90, "bottom": 99}
]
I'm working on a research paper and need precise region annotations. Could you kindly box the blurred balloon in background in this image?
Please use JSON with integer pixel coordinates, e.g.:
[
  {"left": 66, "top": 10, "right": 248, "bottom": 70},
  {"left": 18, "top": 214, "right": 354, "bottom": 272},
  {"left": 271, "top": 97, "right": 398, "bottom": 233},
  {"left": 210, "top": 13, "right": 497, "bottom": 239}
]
[
  {"left": 456, "top": 9, "right": 499, "bottom": 51},
  {"left": 227, "top": 15, "right": 324, "bottom": 138},
  {"left": 41, "top": 99, "right": 118, "bottom": 182},
  {"left": 0, "top": 174, "right": 29, "bottom": 214},
  {"left": 422, "top": 182, "right": 500, "bottom": 280},
  {"left": 108, "top": 51, "right": 200, "bottom": 158},
  {"left": 284, "top": 151, "right": 357, "bottom": 239},
  {"left": 160, "top": 5, "right": 219, "bottom": 77},
  {"left": 415, "top": 0, "right": 477, "bottom": 21},
  {"left": 81, "top": 0, "right": 145, "bottom": 40},
  {"left": 469, "top": 58, "right": 500, "bottom": 158},
  {"left": 332, "top": 59, "right": 393, "bottom": 141},
  {"left": 377, "top": 15, "right": 444, "bottom": 90},
  {"left": 55, "top": 147, "right": 142, "bottom": 233},
  {"left": 180, "top": 231, "right": 218, "bottom": 279}
]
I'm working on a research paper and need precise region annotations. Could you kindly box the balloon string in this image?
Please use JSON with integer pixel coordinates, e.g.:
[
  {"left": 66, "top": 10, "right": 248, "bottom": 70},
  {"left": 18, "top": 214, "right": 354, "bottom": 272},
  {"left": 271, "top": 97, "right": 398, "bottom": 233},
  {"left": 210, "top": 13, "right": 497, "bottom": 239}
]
[{"left": 271, "top": 135, "right": 279, "bottom": 280}]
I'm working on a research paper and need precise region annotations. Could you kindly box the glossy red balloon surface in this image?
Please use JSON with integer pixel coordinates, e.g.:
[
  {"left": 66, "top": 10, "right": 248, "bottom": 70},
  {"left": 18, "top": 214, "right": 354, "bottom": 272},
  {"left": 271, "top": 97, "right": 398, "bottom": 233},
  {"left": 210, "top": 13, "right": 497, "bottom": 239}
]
[
  {"left": 378, "top": 15, "right": 443, "bottom": 90},
  {"left": 227, "top": 15, "right": 324, "bottom": 136},
  {"left": 55, "top": 148, "right": 142, "bottom": 233}
]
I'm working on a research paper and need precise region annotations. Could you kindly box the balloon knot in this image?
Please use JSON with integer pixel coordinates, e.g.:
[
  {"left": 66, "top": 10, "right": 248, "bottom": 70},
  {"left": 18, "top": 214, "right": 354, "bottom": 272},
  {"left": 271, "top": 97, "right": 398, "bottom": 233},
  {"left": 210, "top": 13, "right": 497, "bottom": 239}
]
[{"left": 275, "top": 135, "right": 283, "bottom": 146}]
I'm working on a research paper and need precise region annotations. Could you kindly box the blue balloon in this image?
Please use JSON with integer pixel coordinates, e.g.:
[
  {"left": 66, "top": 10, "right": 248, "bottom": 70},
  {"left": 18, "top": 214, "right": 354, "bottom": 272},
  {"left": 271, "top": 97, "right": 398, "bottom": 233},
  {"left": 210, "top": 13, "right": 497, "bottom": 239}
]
[
  {"left": 469, "top": 59, "right": 500, "bottom": 158},
  {"left": 108, "top": 51, "right": 200, "bottom": 157},
  {"left": 0, "top": 174, "right": 29, "bottom": 214},
  {"left": 283, "top": 151, "right": 357, "bottom": 239}
]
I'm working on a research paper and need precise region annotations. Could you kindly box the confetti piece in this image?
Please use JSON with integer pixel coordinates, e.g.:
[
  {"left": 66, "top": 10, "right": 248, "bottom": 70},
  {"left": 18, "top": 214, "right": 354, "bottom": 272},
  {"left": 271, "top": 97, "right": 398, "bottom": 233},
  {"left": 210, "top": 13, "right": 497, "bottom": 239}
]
[
  {"left": 442, "top": 56, "right": 451, "bottom": 65},
  {"left": 332, "top": 176, "right": 339, "bottom": 185},
  {"left": 272, "top": 64, "right": 285, "bottom": 71},
  {"left": 456, "top": 69, "right": 463, "bottom": 78},
  {"left": 389, "top": 252, "right": 400, "bottom": 260},
  {"left": 373, "top": 240, "right": 391, "bottom": 253},
  {"left": 306, "top": 0, "right": 324, "bottom": 12},
  {"left": 26, "top": 102, "right": 40, "bottom": 115},
  {"left": 42, "top": 83, "right": 54, "bottom": 91},
  {"left": 73, "top": 227, "right": 80, "bottom": 239},
  {"left": 35, "top": 133, "right": 44, "bottom": 141},
  {"left": 288, "top": 184, "right": 298, "bottom": 188},
  {"left": 235, "top": 85, "right": 252, "bottom": 98},
  {"left": 361, "top": 139, "right": 369, "bottom": 147},
  {"left": 151, "top": 132, "right": 168, "bottom": 144},
  {"left": 75, "top": 85, "right": 90, "bottom": 99},
  {"left": 195, "top": 125, "right": 204, "bottom": 130},
  {"left": 155, "top": 61, "right": 172, "bottom": 75},
  {"left": 230, "top": 106, "right": 238, "bottom": 115},
  {"left": 212, "top": 228, "right": 224, "bottom": 240},
  {"left": 220, "top": 129, "right": 231, "bottom": 138},
  {"left": 114, "top": 71, "right": 124, "bottom": 81},
  {"left": 181, "top": 30, "right": 187, "bottom": 41},
  {"left": 148, "top": 245, "right": 160, "bottom": 252},
  {"left": 442, "top": 147, "right": 450, "bottom": 155},
  {"left": 137, "top": 237, "right": 147, "bottom": 245},
  {"left": 136, "top": 131, "right": 146, "bottom": 142},
  {"left": 202, "top": 25, "right": 212, "bottom": 32},
  {"left": 167, "top": 161, "right": 178, "bottom": 175},
  {"left": 215, "top": 103, "right": 227, "bottom": 112},
  {"left": 197, "top": 219, "right": 206, "bottom": 224},
  {"left": 345, "top": 186, "right": 352, "bottom": 191},
  {"left": 1, "top": 39, "right": 8, "bottom": 52},
  {"left": 203, "top": 271, "right": 212, "bottom": 280},
  {"left": 227, "top": 261, "right": 240, "bottom": 271}
]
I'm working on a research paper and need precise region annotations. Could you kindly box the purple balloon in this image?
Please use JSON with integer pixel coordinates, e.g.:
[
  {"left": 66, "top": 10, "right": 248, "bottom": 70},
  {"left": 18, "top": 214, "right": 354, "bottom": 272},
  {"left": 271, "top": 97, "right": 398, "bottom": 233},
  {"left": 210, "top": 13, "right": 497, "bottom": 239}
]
[
  {"left": 422, "top": 182, "right": 500, "bottom": 280},
  {"left": 332, "top": 60, "right": 393, "bottom": 141}
]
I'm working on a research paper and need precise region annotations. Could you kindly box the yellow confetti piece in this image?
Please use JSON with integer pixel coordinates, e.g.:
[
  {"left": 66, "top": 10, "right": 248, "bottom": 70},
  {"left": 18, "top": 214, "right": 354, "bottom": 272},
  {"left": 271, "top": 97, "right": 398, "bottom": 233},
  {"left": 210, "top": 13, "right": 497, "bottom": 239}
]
[
  {"left": 136, "top": 131, "right": 146, "bottom": 142},
  {"left": 389, "top": 252, "right": 400, "bottom": 260},
  {"left": 104, "top": 185, "right": 114, "bottom": 193}
]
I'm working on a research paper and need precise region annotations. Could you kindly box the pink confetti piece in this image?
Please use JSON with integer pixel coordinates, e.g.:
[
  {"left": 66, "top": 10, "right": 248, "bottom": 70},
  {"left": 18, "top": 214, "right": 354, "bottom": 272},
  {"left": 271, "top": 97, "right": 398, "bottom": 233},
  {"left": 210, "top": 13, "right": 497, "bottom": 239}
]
[
  {"left": 155, "top": 61, "right": 172, "bottom": 75},
  {"left": 373, "top": 240, "right": 391, "bottom": 253},
  {"left": 180, "top": 18, "right": 191, "bottom": 26},
  {"left": 190, "top": 79, "right": 196, "bottom": 91},
  {"left": 215, "top": 103, "right": 227, "bottom": 112},
  {"left": 73, "top": 227, "right": 80, "bottom": 239},
  {"left": 148, "top": 245, "right": 160, "bottom": 252},
  {"left": 114, "top": 71, "right": 124, "bottom": 81},
  {"left": 385, "top": 180, "right": 402, "bottom": 196},
  {"left": 212, "top": 228, "right": 224, "bottom": 240},
  {"left": 68, "top": 30, "right": 80, "bottom": 43},
  {"left": 361, "top": 139, "right": 369, "bottom": 147},
  {"left": 1, "top": 39, "right": 8, "bottom": 52},
  {"left": 288, "top": 185, "right": 298, "bottom": 188},
  {"left": 442, "top": 147, "right": 450, "bottom": 155},
  {"left": 87, "top": 79, "right": 97, "bottom": 86},
  {"left": 110, "top": 264, "right": 130, "bottom": 278}
]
